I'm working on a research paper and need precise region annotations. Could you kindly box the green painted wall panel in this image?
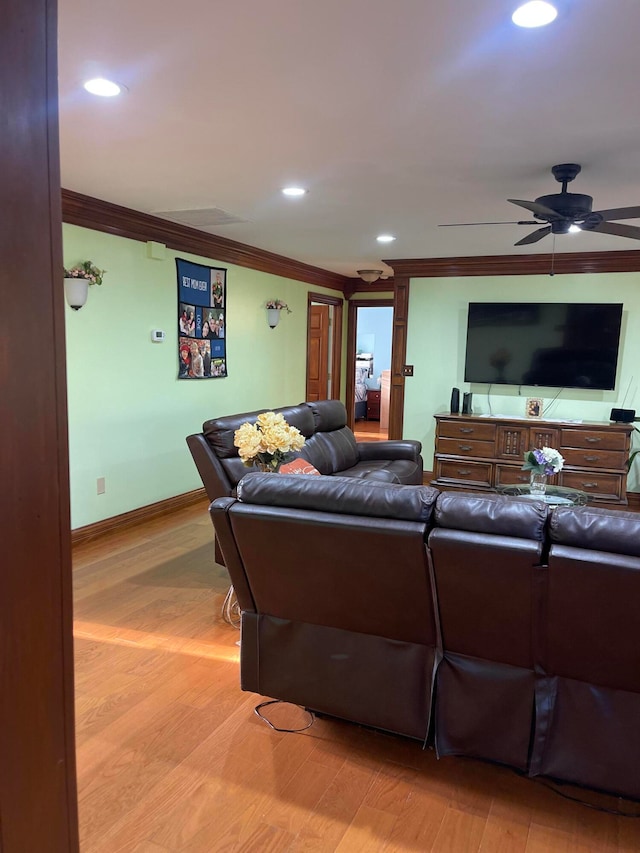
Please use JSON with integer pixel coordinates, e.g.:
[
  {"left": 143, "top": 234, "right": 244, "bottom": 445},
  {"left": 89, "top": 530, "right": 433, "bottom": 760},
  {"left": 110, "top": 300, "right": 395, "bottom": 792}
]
[
  {"left": 404, "top": 272, "right": 640, "bottom": 492},
  {"left": 63, "top": 225, "right": 343, "bottom": 528}
]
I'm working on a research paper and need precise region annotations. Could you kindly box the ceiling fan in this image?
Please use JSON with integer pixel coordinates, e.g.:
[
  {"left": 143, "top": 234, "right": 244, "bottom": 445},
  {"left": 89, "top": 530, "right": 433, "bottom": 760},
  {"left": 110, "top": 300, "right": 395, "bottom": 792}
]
[{"left": 440, "top": 164, "right": 640, "bottom": 246}]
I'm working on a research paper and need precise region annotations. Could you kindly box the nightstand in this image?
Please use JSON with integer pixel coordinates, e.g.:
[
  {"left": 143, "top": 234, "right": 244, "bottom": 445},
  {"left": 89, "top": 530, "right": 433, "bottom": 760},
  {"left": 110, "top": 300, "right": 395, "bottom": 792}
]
[{"left": 366, "top": 389, "right": 381, "bottom": 421}]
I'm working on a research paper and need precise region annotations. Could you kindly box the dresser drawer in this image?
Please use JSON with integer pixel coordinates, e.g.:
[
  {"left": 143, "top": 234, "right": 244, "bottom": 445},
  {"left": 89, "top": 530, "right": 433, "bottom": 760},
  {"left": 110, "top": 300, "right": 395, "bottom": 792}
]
[
  {"left": 438, "top": 420, "right": 497, "bottom": 442},
  {"left": 495, "top": 465, "right": 542, "bottom": 487},
  {"left": 559, "top": 470, "right": 623, "bottom": 499},
  {"left": 437, "top": 437, "right": 496, "bottom": 458},
  {"left": 366, "top": 389, "right": 380, "bottom": 420},
  {"left": 562, "top": 447, "right": 627, "bottom": 471},
  {"left": 560, "top": 429, "right": 629, "bottom": 452},
  {"left": 436, "top": 459, "right": 492, "bottom": 486}
]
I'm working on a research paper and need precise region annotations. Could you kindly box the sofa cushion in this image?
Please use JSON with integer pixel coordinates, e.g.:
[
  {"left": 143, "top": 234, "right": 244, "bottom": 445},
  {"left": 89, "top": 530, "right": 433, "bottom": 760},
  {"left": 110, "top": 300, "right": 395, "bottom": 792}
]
[
  {"left": 305, "top": 399, "right": 348, "bottom": 432},
  {"left": 335, "top": 458, "right": 423, "bottom": 486},
  {"left": 306, "top": 428, "right": 359, "bottom": 474},
  {"left": 237, "top": 472, "right": 439, "bottom": 522},
  {"left": 203, "top": 404, "right": 315, "bottom": 459},
  {"left": 549, "top": 505, "right": 640, "bottom": 558},
  {"left": 435, "top": 491, "right": 548, "bottom": 540}
]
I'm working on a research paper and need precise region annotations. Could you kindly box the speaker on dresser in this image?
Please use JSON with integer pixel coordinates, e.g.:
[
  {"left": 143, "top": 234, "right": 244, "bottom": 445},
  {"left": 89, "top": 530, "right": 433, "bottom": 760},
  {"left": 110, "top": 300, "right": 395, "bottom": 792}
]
[
  {"left": 610, "top": 408, "right": 636, "bottom": 423},
  {"left": 450, "top": 388, "right": 460, "bottom": 415},
  {"left": 462, "top": 392, "right": 473, "bottom": 415}
]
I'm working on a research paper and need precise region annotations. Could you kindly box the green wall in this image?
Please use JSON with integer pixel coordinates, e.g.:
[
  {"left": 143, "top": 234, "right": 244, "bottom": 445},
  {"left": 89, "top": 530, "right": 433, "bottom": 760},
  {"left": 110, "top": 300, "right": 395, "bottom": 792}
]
[
  {"left": 63, "top": 224, "right": 343, "bottom": 528},
  {"left": 403, "top": 271, "right": 640, "bottom": 492}
]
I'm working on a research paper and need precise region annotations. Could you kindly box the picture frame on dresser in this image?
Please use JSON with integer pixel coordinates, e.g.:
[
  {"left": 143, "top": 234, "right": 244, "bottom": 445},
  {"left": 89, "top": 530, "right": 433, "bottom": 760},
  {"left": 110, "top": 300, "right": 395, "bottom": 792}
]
[{"left": 525, "top": 397, "right": 543, "bottom": 418}]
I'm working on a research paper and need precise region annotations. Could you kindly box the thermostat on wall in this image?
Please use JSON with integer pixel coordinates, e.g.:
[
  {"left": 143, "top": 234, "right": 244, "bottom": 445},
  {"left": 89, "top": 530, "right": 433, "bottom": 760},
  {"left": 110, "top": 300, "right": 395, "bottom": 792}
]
[{"left": 151, "top": 329, "right": 165, "bottom": 342}]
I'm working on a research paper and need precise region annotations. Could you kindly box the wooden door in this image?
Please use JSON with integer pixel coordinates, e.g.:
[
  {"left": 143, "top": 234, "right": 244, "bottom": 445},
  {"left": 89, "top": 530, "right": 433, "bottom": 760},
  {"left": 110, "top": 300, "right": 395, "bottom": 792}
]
[
  {"left": 306, "top": 304, "right": 330, "bottom": 401},
  {"left": 0, "top": 0, "right": 80, "bottom": 849}
]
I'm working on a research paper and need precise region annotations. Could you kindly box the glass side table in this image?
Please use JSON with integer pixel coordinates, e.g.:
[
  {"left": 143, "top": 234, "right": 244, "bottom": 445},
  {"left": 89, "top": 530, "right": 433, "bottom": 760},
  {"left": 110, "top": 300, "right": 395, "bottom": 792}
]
[{"left": 496, "top": 483, "right": 589, "bottom": 507}]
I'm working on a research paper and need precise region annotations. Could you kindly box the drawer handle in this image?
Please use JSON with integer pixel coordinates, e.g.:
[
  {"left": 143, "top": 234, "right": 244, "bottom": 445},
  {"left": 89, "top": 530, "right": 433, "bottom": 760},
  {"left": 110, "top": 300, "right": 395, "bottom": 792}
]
[
  {"left": 584, "top": 455, "right": 599, "bottom": 462},
  {"left": 582, "top": 482, "right": 598, "bottom": 488},
  {"left": 457, "top": 469, "right": 471, "bottom": 475},
  {"left": 517, "top": 475, "right": 529, "bottom": 482},
  {"left": 585, "top": 437, "right": 602, "bottom": 443},
  {"left": 459, "top": 428, "right": 474, "bottom": 434},
  {"left": 458, "top": 444, "right": 472, "bottom": 451}
]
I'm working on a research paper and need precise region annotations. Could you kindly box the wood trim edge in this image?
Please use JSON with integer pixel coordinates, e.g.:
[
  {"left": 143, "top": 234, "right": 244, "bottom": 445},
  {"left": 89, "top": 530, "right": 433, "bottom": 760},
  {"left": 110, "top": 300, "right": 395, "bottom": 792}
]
[
  {"left": 71, "top": 488, "right": 208, "bottom": 546},
  {"left": 384, "top": 250, "right": 640, "bottom": 278},
  {"left": 61, "top": 189, "right": 349, "bottom": 292}
]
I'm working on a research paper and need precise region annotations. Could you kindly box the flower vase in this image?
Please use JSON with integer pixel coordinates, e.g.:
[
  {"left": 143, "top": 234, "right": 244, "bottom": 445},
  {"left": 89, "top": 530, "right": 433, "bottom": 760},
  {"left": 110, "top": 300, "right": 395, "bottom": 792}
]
[
  {"left": 257, "top": 461, "right": 280, "bottom": 473},
  {"left": 529, "top": 471, "right": 547, "bottom": 495}
]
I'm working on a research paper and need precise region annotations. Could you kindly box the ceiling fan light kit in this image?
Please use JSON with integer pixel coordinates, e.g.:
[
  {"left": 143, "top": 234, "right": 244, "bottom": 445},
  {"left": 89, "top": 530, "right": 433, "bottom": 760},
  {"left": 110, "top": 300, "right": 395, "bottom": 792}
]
[{"left": 441, "top": 163, "right": 640, "bottom": 247}]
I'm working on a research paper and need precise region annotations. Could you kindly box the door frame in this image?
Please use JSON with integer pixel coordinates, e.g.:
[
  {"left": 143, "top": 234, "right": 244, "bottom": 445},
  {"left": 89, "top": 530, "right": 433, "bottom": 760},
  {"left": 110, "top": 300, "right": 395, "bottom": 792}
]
[
  {"left": 1, "top": 0, "right": 79, "bottom": 848},
  {"left": 306, "top": 292, "right": 343, "bottom": 400},
  {"left": 346, "top": 298, "right": 394, "bottom": 433}
]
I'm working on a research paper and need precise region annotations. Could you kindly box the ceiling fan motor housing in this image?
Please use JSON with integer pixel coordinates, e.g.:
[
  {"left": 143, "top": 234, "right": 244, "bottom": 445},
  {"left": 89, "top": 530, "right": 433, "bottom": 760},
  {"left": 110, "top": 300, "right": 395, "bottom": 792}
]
[{"left": 535, "top": 192, "right": 593, "bottom": 221}]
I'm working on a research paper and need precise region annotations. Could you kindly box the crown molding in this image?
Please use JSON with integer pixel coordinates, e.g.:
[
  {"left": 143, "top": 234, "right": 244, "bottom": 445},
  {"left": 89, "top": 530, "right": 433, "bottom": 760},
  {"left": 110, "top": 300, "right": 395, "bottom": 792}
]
[
  {"left": 384, "top": 250, "right": 640, "bottom": 278},
  {"left": 61, "top": 189, "right": 349, "bottom": 292}
]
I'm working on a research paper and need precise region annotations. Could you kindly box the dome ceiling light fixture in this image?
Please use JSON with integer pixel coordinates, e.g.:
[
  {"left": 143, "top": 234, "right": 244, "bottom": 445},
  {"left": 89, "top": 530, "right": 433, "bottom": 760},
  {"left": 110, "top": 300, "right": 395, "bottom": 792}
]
[
  {"left": 357, "top": 269, "right": 383, "bottom": 284},
  {"left": 376, "top": 234, "right": 396, "bottom": 243},
  {"left": 281, "top": 186, "right": 307, "bottom": 197},
  {"left": 83, "top": 77, "right": 124, "bottom": 97},
  {"left": 512, "top": 1, "right": 558, "bottom": 28}
]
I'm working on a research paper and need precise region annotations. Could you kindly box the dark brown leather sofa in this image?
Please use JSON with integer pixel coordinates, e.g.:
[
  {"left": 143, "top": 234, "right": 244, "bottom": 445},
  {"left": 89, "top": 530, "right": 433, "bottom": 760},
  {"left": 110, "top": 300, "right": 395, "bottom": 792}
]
[
  {"left": 210, "top": 474, "right": 640, "bottom": 802},
  {"left": 187, "top": 399, "right": 424, "bottom": 503}
]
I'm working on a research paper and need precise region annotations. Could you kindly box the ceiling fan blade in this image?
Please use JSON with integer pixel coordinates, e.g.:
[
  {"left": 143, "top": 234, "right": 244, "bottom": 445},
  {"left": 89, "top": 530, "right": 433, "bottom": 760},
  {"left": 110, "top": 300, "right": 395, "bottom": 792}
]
[
  {"left": 508, "top": 198, "right": 561, "bottom": 219},
  {"left": 588, "top": 221, "right": 640, "bottom": 240},
  {"left": 592, "top": 206, "right": 640, "bottom": 222},
  {"left": 514, "top": 226, "right": 551, "bottom": 246},
  {"left": 439, "top": 220, "right": 539, "bottom": 227}
]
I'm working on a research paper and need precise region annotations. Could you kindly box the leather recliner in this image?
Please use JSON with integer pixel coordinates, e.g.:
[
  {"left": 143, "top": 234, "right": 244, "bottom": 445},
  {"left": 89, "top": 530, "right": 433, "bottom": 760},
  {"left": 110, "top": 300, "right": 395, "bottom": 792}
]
[
  {"left": 211, "top": 473, "right": 440, "bottom": 741},
  {"left": 531, "top": 505, "right": 640, "bottom": 800},
  {"left": 427, "top": 492, "right": 548, "bottom": 771}
]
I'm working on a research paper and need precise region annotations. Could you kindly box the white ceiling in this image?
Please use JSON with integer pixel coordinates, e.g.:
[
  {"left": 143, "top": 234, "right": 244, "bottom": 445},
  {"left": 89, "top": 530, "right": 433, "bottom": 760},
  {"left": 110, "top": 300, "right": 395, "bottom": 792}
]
[{"left": 58, "top": 0, "right": 640, "bottom": 277}]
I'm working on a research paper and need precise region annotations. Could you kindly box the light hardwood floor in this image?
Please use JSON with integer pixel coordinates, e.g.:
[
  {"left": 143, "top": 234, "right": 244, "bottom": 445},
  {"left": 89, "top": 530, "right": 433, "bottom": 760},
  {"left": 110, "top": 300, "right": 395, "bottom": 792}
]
[
  {"left": 353, "top": 420, "right": 388, "bottom": 442},
  {"left": 74, "top": 503, "right": 640, "bottom": 852}
]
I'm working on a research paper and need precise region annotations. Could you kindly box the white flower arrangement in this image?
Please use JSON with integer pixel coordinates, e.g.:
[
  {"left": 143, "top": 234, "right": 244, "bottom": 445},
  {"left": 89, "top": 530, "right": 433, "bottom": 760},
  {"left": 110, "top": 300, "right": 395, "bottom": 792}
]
[
  {"left": 63, "top": 260, "right": 106, "bottom": 286},
  {"left": 522, "top": 446, "right": 565, "bottom": 476},
  {"left": 234, "top": 411, "right": 305, "bottom": 471},
  {"left": 265, "top": 299, "right": 291, "bottom": 313}
]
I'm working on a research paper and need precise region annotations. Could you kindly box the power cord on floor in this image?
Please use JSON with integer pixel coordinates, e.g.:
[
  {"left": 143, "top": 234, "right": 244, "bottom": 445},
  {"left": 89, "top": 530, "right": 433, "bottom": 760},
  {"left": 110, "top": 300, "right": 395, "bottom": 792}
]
[{"left": 254, "top": 699, "right": 316, "bottom": 733}]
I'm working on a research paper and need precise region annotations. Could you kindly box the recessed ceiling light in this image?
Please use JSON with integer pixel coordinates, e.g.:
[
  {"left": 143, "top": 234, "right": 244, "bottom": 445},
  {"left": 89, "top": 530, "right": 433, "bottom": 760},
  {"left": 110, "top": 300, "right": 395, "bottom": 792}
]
[
  {"left": 569, "top": 224, "right": 581, "bottom": 233},
  {"left": 376, "top": 234, "right": 396, "bottom": 243},
  {"left": 83, "top": 78, "right": 123, "bottom": 97},
  {"left": 281, "top": 187, "right": 307, "bottom": 197},
  {"left": 512, "top": 1, "right": 558, "bottom": 28}
]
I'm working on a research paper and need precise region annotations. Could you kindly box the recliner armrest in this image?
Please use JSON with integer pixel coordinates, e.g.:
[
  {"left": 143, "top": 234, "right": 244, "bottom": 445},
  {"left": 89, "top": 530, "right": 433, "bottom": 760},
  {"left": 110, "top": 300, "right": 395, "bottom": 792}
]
[
  {"left": 357, "top": 439, "right": 422, "bottom": 463},
  {"left": 186, "top": 433, "right": 233, "bottom": 503}
]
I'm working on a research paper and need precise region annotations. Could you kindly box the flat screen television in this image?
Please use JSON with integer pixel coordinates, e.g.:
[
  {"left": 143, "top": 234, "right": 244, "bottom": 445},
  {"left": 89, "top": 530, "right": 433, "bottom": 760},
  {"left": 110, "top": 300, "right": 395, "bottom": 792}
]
[{"left": 464, "top": 302, "right": 623, "bottom": 390}]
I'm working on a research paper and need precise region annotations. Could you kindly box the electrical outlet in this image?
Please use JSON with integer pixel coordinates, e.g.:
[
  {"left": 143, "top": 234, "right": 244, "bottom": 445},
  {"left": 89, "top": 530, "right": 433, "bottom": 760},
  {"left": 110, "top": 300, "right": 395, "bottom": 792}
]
[
  {"left": 97, "top": 477, "right": 106, "bottom": 495},
  {"left": 403, "top": 365, "right": 414, "bottom": 377}
]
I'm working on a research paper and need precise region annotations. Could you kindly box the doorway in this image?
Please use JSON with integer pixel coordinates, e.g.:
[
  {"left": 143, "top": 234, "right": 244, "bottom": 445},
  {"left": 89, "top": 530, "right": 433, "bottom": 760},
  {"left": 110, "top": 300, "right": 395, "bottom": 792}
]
[
  {"left": 347, "top": 299, "right": 394, "bottom": 441},
  {"left": 306, "top": 292, "right": 343, "bottom": 401}
]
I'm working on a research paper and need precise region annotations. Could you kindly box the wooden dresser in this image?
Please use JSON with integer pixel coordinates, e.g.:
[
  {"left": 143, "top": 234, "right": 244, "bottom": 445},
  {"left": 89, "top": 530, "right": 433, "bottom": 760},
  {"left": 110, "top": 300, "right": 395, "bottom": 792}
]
[
  {"left": 432, "top": 413, "right": 633, "bottom": 505},
  {"left": 366, "top": 389, "right": 381, "bottom": 420}
]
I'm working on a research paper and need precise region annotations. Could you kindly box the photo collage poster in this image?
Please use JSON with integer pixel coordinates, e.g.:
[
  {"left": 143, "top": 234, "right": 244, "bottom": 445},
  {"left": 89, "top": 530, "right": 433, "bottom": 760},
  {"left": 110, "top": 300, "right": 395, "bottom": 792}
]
[{"left": 176, "top": 258, "right": 227, "bottom": 379}]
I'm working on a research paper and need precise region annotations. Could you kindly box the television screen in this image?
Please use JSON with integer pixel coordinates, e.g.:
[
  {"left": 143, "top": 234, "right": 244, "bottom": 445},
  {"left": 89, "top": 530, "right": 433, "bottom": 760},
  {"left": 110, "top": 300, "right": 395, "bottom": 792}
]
[{"left": 464, "top": 302, "right": 623, "bottom": 390}]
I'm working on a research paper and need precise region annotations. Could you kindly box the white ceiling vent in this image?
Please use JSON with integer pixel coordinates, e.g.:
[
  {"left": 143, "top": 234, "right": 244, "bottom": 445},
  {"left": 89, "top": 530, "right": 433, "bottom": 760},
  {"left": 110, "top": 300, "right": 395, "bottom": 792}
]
[{"left": 153, "top": 207, "right": 248, "bottom": 228}]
